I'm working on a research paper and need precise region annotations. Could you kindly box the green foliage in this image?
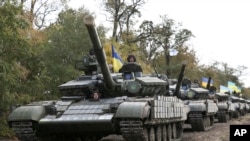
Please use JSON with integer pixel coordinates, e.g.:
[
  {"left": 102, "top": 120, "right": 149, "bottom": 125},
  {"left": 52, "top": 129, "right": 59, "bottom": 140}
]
[
  {"left": 0, "top": 2, "right": 33, "bottom": 136},
  {"left": 41, "top": 8, "right": 106, "bottom": 97},
  {"left": 0, "top": 116, "right": 14, "bottom": 137}
]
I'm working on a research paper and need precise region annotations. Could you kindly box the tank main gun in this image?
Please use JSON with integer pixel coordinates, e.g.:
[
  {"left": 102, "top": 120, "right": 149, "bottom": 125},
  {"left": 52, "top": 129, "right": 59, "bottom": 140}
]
[
  {"left": 84, "top": 15, "right": 115, "bottom": 90},
  {"left": 206, "top": 77, "right": 212, "bottom": 89},
  {"left": 174, "top": 63, "right": 186, "bottom": 97}
]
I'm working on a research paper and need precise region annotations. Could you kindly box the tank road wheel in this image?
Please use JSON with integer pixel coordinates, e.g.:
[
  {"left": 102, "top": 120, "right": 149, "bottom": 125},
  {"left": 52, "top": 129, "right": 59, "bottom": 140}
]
[
  {"left": 190, "top": 117, "right": 211, "bottom": 131},
  {"left": 167, "top": 124, "right": 172, "bottom": 141},
  {"left": 172, "top": 123, "right": 176, "bottom": 140},
  {"left": 218, "top": 112, "right": 229, "bottom": 123},
  {"left": 235, "top": 111, "right": 240, "bottom": 118},
  {"left": 143, "top": 127, "right": 149, "bottom": 141},
  {"left": 203, "top": 116, "right": 210, "bottom": 131},
  {"left": 221, "top": 113, "right": 229, "bottom": 123},
  {"left": 210, "top": 116, "right": 214, "bottom": 126},
  {"left": 229, "top": 112, "right": 232, "bottom": 120},
  {"left": 162, "top": 125, "right": 167, "bottom": 141},
  {"left": 204, "top": 116, "right": 209, "bottom": 128},
  {"left": 206, "top": 117, "right": 212, "bottom": 128},
  {"left": 197, "top": 116, "right": 209, "bottom": 131},
  {"left": 149, "top": 126, "right": 155, "bottom": 141},
  {"left": 156, "top": 126, "right": 162, "bottom": 141},
  {"left": 176, "top": 122, "right": 183, "bottom": 140},
  {"left": 226, "top": 113, "right": 230, "bottom": 122}
]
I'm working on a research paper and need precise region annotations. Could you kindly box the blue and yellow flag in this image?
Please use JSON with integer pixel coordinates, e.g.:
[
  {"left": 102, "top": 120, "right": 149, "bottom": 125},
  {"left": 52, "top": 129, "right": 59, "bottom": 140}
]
[
  {"left": 112, "top": 45, "right": 123, "bottom": 72},
  {"left": 228, "top": 81, "right": 241, "bottom": 93},
  {"left": 219, "top": 85, "right": 230, "bottom": 93},
  {"left": 201, "top": 77, "right": 213, "bottom": 88}
]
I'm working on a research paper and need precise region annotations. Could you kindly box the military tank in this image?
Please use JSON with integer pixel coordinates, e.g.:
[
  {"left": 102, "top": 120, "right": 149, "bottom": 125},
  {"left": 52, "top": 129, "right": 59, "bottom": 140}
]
[
  {"left": 7, "top": 15, "right": 189, "bottom": 141},
  {"left": 246, "top": 99, "right": 250, "bottom": 113},
  {"left": 214, "top": 93, "right": 235, "bottom": 122},
  {"left": 239, "top": 97, "right": 249, "bottom": 115},
  {"left": 230, "top": 96, "right": 244, "bottom": 118},
  {"left": 178, "top": 77, "right": 218, "bottom": 131}
]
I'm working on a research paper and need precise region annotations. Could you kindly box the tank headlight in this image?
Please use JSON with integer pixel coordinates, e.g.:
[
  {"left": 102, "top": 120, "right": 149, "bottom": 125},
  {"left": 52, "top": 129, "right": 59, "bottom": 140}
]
[
  {"left": 187, "top": 90, "right": 195, "bottom": 99},
  {"left": 127, "top": 81, "right": 141, "bottom": 94}
]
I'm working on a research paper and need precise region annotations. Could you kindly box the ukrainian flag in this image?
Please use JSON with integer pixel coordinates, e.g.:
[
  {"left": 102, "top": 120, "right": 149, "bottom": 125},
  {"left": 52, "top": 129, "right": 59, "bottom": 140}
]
[
  {"left": 201, "top": 77, "right": 213, "bottom": 88},
  {"left": 112, "top": 45, "right": 123, "bottom": 72},
  {"left": 228, "top": 81, "right": 241, "bottom": 93},
  {"left": 219, "top": 85, "right": 230, "bottom": 93}
]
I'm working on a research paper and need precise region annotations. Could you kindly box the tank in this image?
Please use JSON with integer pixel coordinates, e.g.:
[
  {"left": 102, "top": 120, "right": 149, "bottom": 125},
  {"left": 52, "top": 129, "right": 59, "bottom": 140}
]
[
  {"left": 178, "top": 77, "right": 218, "bottom": 131},
  {"left": 214, "top": 93, "right": 235, "bottom": 122},
  {"left": 230, "top": 96, "right": 245, "bottom": 118},
  {"left": 246, "top": 99, "right": 250, "bottom": 113},
  {"left": 7, "top": 15, "right": 189, "bottom": 141},
  {"left": 239, "top": 97, "right": 248, "bottom": 115}
]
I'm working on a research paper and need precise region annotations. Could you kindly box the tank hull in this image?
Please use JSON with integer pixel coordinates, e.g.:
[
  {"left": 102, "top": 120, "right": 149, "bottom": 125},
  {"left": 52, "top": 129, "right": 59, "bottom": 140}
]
[
  {"left": 216, "top": 101, "right": 235, "bottom": 123},
  {"left": 37, "top": 114, "right": 115, "bottom": 135},
  {"left": 185, "top": 99, "right": 218, "bottom": 131},
  {"left": 9, "top": 96, "right": 189, "bottom": 140}
]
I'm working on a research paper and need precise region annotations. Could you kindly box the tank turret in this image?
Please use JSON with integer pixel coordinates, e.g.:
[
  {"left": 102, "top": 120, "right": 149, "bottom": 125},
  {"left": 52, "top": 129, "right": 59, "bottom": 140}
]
[{"left": 84, "top": 15, "right": 169, "bottom": 97}]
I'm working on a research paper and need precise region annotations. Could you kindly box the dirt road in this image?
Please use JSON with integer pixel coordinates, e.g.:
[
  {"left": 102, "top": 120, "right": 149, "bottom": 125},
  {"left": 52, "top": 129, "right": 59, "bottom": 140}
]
[{"left": 181, "top": 114, "right": 250, "bottom": 141}]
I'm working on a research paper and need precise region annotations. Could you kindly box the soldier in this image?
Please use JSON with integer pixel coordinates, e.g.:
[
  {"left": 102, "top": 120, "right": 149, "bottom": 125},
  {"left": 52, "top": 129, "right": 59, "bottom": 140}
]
[
  {"left": 91, "top": 89, "right": 101, "bottom": 100},
  {"left": 119, "top": 54, "right": 142, "bottom": 74},
  {"left": 83, "top": 48, "right": 100, "bottom": 75},
  {"left": 127, "top": 54, "right": 136, "bottom": 62}
]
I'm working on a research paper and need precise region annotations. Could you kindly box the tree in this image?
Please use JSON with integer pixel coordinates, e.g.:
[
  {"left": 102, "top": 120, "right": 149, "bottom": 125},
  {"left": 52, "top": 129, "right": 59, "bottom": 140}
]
[
  {"left": 0, "top": 1, "right": 33, "bottom": 136},
  {"left": 20, "top": 0, "right": 67, "bottom": 29},
  {"left": 41, "top": 7, "right": 106, "bottom": 97},
  {"left": 102, "top": 0, "right": 145, "bottom": 40},
  {"left": 135, "top": 15, "right": 193, "bottom": 77}
]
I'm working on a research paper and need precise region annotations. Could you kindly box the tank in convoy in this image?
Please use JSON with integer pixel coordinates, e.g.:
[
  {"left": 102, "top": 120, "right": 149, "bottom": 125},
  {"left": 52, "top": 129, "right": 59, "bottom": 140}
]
[
  {"left": 176, "top": 77, "right": 218, "bottom": 131},
  {"left": 246, "top": 99, "right": 250, "bottom": 113},
  {"left": 7, "top": 15, "right": 189, "bottom": 141},
  {"left": 230, "top": 96, "right": 246, "bottom": 118},
  {"left": 214, "top": 93, "right": 235, "bottom": 122}
]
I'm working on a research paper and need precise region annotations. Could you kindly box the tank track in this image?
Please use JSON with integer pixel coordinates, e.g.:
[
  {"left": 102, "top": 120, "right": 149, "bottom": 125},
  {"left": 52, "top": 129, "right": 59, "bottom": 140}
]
[
  {"left": 120, "top": 120, "right": 147, "bottom": 141},
  {"left": 217, "top": 111, "right": 229, "bottom": 123},
  {"left": 120, "top": 120, "right": 183, "bottom": 141},
  {"left": 232, "top": 110, "right": 240, "bottom": 118},
  {"left": 10, "top": 121, "right": 37, "bottom": 141},
  {"left": 189, "top": 113, "right": 214, "bottom": 131}
]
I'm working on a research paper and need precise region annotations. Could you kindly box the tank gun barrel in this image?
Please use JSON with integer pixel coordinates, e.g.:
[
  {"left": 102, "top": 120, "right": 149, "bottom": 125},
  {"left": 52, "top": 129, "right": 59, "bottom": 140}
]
[
  {"left": 206, "top": 77, "right": 212, "bottom": 89},
  {"left": 174, "top": 63, "right": 186, "bottom": 97},
  {"left": 84, "top": 15, "right": 115, "bottom": 90}
]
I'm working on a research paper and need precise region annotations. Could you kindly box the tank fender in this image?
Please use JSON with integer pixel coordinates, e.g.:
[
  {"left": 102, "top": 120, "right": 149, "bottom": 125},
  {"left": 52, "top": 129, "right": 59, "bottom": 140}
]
[
  {"left": 115, "top": 102, "right": 150, "bottom": 119},
  {"left": 188, "top": 101, "right": 206, "bottom": 111},
  {"left": 8, "top": 106, "right": 46, "bottom": 122},
  {"left": 206, "top": 100, "right": 218, "bottom": 113},
  {"left": 217, "top": 103, "right": 228, "bottom": 110}
]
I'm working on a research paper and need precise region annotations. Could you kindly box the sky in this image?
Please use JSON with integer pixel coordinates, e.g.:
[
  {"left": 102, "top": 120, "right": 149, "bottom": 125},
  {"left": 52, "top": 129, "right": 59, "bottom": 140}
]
[{"left": 68, "top": 0, "right": 250, "bottom": 88}]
